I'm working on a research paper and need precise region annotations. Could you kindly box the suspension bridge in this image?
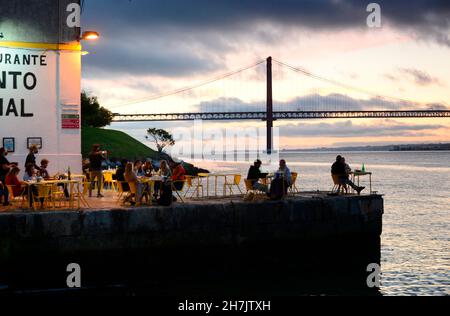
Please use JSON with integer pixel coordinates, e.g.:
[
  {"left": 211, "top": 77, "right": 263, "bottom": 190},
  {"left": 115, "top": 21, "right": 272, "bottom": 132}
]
[{"left": 109, "top": 57, "right": 450, "bottom": 152}]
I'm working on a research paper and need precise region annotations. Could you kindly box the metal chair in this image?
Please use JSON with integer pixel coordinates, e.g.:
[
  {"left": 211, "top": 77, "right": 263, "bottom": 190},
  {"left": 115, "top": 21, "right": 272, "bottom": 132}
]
[
  {"left": 331, "top": 175, "right": 347, "bottom": 194},
  {"left": 184, "top": 176, "right": 204, "bottom": 198},
  {"left": 6, "top": 185, "right": 27, "bottom": 209},
  {"left": 289, "top": 172, "right": 300, "bottom": 195},
  {"left": 33, "top": 184, "right": 54, "bottom": 210},
  {"left": 171, "top": 180, "right": 186, "bottom": 203},
  {"left": 224, "top": 175, "right": 243, "bottom": 196}
]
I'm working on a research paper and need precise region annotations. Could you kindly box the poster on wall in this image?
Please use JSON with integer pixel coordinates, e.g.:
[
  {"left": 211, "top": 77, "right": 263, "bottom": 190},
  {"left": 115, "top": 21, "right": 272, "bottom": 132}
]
[
  {"left": 27, "top": 137, "right": 43, "bottom": 149},
  {"left": 3, "top": 137, "right": 15, "bottom": 153}
]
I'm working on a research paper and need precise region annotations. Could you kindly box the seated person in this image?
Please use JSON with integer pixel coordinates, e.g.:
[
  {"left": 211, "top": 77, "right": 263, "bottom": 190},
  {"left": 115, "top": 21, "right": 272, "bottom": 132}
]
[
  {"left": 154, "top": 160, "right": 172, "bottom": 199},
  {"left": 171, "top": 161, "right": 186, "bottom": 191},
  {"left": 82, "top": 159, "right": 91, "bottom": 181},
  {"left": 246, "top": 159, "right": 268, "bottom": 193},
  {"left": 116, "top": 159, "right": 130, "bottom": 192},
  {"left": 269, "top": 160, "right": 292, "bottom": 200},
  {"left": 0, "top": 180, "right": 10, "bottom": 206},
  {"left": 134, "top": 160, "right": 145, "bottom": 177},
  {"left": 331, "top": 156, "right": 365, "bottom": 195},
  {"left": 6, "top": 167, "right": 32, "bottom": 207},
  {"left": 23, "top": 163, "right": 36, "bottom": 181},
  {"left": 124, "top": 162, "right": 147, "bottom": 205},
  {"left": 40, "top": 159, "right": 69, "bottom": 198},
  {"left": 143, "top": 160, "right": 154, "bottom": 177}
]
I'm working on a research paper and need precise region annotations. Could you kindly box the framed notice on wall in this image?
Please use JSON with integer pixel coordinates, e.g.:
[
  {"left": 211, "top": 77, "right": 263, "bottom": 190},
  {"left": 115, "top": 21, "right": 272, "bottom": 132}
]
[
  {"left": 3, "top": 138, "right": 15, "bottom": 153},
  {"left": 27, "top": 137, "right": 43, "bottom": 150}
]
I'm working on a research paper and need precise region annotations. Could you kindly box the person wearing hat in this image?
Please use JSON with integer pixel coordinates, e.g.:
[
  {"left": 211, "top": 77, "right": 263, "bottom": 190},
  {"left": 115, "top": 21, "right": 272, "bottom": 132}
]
[
  {"left": 25, "top": 144, "right": 41, "bottom": 172},
  {"left": 246, "top": 159, "right": 268, "bottom": 193}
]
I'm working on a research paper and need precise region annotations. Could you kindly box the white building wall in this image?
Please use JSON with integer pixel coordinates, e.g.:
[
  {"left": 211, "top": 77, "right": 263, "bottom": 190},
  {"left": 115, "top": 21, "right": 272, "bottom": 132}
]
[{"left": 0, "top": 47, "right": 82, "bottom": 177}]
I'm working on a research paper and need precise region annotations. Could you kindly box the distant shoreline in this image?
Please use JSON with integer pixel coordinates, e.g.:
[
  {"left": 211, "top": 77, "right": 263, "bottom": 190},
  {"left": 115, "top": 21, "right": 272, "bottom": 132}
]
[{"left": 282, "top": 143, "right": 450, "bottom": 153}]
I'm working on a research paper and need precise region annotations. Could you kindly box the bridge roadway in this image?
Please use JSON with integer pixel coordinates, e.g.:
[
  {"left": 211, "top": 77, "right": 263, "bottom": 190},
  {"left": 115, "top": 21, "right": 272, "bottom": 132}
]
[{"left": 112, "top": 110, "right": 450, "bottom": 122}]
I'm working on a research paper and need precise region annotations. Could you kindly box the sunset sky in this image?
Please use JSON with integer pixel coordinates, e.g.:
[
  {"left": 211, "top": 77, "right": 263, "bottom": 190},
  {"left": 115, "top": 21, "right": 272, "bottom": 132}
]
[{"left": 81, "top": 0, "right": 450, "bottom": 150}]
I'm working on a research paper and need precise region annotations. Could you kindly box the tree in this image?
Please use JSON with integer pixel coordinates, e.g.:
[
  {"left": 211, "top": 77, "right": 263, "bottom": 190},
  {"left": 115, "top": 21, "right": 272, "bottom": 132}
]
[
  {"left": 146, "top": 128, "right": 175, "bottom": 154},
  {"left": 81, "top": 91, "right": 113, "bottom": 128}
]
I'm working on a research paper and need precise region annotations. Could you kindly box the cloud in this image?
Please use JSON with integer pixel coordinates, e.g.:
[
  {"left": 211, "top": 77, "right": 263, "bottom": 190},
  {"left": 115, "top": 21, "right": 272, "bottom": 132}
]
[
  {"left": 83, "top": 37, "right": 225, "bottom": 77},
  {"left": 81, "top": 0, "right": 450, "bottom": 78},
  {"left": 280, "top": 120, "right": 446, "bottom": 138},
  {"left": 399, "top": 68, "right": 443, "bottom": 86},
  {"left": 82, "top": 0, "right": 450, "bottom": 44}
]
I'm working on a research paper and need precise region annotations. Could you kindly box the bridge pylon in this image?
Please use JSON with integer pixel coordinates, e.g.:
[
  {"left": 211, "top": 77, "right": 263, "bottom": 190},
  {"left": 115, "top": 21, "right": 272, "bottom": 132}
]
[{"left": 266, "top": 56, "right": 274, "bottom": 155}]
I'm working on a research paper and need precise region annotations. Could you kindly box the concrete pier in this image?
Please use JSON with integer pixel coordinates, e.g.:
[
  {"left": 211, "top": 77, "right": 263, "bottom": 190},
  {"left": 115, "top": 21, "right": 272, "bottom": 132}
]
[{"left": 0, "top": 194, "right": 383, "bottom": 294}]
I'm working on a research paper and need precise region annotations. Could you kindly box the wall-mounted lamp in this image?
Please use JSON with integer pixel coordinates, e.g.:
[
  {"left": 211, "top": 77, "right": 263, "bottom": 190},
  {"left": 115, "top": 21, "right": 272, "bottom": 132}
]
[{"left": 79, "top": 31, "right": 100, "bottom": 41}]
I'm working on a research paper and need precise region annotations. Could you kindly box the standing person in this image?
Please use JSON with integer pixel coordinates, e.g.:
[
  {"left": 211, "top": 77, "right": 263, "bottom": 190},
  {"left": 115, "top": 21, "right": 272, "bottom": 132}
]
[
  {"left": 331, "top": 156, "right": 365, "bottom": 195},
  {"left": 89, "top": 144, "right": 106, "bottom": 198},
  {"left": 25, "top": 145, "right": 41, "bottom": 172},
  {"left": 0, "top": 148, "right": 13, "bottom": 206}
]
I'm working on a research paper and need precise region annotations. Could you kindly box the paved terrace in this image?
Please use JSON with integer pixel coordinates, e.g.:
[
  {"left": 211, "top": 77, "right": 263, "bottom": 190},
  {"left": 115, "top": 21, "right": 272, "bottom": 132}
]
[{"left": 0, "top": 190, "right": 374, "bottom": 214}]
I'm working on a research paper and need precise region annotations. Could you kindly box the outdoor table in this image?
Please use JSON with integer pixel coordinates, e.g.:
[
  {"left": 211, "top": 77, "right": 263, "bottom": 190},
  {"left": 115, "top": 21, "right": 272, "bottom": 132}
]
[
  {"left": 350, "top": 171, "right": 372, "bottom": 194},
  {"left": 199, "top": 173, "right": 242, "bottom": 197},
  {"left": 24, "top": 179, "right": 84, "bottom": 210},
  {"left": 139, "top": 176, "right": 164, "bottom": 205}
]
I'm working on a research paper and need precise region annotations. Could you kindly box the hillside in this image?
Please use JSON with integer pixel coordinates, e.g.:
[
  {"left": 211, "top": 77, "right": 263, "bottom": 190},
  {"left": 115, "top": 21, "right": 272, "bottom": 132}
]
[{"left": 81, "top": 127, "right": 159, "bottom": 160}]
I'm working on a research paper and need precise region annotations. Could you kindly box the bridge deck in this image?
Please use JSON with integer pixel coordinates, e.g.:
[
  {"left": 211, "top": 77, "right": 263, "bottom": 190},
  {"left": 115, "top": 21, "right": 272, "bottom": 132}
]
[{"left": 112, "top": 110, "right": 450, "bottom": 122}]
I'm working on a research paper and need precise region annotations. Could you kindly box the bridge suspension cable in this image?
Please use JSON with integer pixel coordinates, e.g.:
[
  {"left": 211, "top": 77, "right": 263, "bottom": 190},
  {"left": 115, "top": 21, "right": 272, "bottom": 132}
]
[
  {"left": 272, "top": 58, "right": 417, "bottom": 106},
  {"left": 106, "top": 59, "right": 266, "bottom": 110}
]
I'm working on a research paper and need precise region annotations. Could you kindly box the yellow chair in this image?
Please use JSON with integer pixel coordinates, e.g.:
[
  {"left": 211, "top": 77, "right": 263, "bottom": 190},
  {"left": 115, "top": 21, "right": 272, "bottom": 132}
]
[
  {"left": 33, "top": 184, "right": 54, "bottom": 210},
  {"left": 289, "top": 172, "right": 300, "bottom": 195},
  {"left": 103, "top": 172, "right": 117, "bottom": 191},
  {"left": 184, "top": 176, "right": 204, "bottom": 198},
  {"left": 6, "top": 185, "right": 27, "bottom": 209},
  {"left": 171, "top": 180, "right": 186, "bottom": 203},
  {"left": 224, "top": 175, "right": 243, "bottom": 196},
  {"left": 51, "top": 184, "right": 68, "bottom": 209},
  {"left": 116, "top": 181, "right": 132, "bottom": 205},
  {"left": 332, "top": 175, "right": 347, "bottom": 194},
  {"left": 70, "top": 182, "right": 90, "bottom": 209}
]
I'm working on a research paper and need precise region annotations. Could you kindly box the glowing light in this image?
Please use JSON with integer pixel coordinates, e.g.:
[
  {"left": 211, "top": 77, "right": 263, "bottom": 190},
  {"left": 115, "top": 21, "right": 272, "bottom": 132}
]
[{"left": 80, "top": 31, "right": 100, "bottom": 41}]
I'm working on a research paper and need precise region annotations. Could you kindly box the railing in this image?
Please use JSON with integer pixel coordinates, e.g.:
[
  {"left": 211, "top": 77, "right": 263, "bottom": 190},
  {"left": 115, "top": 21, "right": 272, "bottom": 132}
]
[{"left": 112, "top": 110, "right": 450, "bottom": 122}]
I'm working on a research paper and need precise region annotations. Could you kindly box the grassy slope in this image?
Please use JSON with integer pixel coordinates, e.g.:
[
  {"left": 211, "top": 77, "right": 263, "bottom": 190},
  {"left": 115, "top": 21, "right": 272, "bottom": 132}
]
[{"left": 81, "top": 127, "right": 159, "bottom": 160}]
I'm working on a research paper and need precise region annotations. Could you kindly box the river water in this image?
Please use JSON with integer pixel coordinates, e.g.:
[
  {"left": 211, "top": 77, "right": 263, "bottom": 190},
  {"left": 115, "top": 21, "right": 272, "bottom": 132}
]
[{"left": 192, "top": 151, "right": 450, "bottom": 296}]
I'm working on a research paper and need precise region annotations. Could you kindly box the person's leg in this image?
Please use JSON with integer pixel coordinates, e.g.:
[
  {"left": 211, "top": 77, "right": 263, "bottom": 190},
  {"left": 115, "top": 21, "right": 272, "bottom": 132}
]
[
  {"left": 136, "top": 183, "right": 144, "bottom": 204},
  {"left": 253, "top": 182, "right": 268, "bottom": 193},
  {"left": 96, "top": 171, "right": 104, "bottom": 197},
  {"left": 89, "top": 172, "right": 95, "bottom": 197},
  {"left": 341, "top": 178, "right": 365, "bottom": 194},
  {"left": 1, "top": 188, "right": 9, "bottom": 205},
  {"left": 154, "top": 182, "right": 160, "bottom": 198}
]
